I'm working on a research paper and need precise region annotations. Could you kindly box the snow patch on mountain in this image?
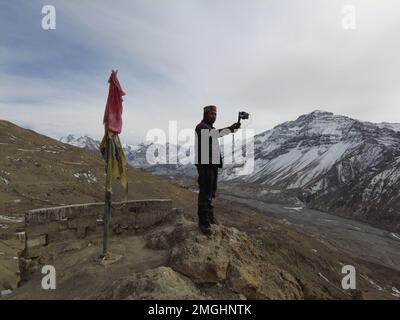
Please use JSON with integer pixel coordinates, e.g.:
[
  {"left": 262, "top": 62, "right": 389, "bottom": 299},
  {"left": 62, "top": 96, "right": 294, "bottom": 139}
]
[{"left": 60, "top": 134, "right": 100, "bottom": 151}]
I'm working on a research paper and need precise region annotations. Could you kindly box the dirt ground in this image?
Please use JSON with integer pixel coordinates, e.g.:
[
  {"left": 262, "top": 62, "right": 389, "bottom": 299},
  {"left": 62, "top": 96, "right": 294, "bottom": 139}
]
[{"left": 1, "top": 194, "right": 399, "bottom": 300}]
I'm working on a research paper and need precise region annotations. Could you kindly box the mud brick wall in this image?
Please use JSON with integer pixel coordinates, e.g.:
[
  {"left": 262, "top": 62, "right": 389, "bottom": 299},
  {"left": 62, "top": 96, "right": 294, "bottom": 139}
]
[{"left": 22, "top": 199, "right": 173, "bottom": 259}]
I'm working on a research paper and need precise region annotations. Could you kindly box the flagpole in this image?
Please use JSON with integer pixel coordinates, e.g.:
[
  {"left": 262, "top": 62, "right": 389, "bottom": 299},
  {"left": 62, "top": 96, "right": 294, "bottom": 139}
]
[
  {"left": 101, "top": 69, "right": 127, "bottom": 259},
  {"left": 103, "top": 191, "right": 111, "bottom": 256},
  {"left": 103, "top": 135, "right": 112, "bottom": 257}
]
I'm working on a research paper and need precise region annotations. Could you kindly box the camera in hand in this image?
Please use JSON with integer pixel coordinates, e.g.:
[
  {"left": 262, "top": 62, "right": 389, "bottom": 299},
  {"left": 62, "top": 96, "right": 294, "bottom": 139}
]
[{"left": 238, "top": 111, "right": 250, "bottom": 123}]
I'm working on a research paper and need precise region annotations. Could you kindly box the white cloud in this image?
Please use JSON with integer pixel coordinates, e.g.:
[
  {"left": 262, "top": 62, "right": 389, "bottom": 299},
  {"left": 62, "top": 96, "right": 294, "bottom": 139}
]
[{"left": 1, "top": 0, "right": 400, "bottom": 143}]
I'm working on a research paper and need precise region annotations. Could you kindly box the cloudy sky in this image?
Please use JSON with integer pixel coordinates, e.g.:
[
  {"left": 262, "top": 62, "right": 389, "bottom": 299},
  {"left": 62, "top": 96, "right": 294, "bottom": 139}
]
[{"left": 1, "top": 0, "right": 400, "bottom": 144}]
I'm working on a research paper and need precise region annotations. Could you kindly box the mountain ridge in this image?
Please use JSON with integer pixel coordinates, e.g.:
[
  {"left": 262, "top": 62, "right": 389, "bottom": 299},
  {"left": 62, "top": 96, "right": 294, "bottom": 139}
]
[{"left": 221, "top": 110, "right": 400, "bottom": 231}]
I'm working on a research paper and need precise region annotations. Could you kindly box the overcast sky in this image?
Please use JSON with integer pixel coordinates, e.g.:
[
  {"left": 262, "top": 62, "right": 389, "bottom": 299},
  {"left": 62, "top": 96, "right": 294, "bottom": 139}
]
[{"left": 1, "top": 0, "right": 400, "bottom": 144}]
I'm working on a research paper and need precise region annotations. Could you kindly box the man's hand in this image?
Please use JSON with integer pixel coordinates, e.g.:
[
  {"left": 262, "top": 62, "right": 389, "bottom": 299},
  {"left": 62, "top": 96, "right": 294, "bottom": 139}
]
[{"left": 229, "top": 122, "right": 241, "bottom": 132}]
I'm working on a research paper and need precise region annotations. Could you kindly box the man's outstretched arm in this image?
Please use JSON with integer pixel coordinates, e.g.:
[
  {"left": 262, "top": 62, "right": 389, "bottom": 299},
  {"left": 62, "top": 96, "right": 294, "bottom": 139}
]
[{"left": 218, "top": 122, "right": 241, "bottom": 137}]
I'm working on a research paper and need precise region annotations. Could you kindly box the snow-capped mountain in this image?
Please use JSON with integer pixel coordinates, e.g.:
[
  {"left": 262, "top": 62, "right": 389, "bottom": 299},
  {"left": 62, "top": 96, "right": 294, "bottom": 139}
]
[
  {"left": 59, "top": 134, "right": 195, "bottom": 177},
  {"left": 375, "top": 122, "right": 400, "bottom": 132},
  {"left": 221, "top": 110, "right": 400, "bottom": 231},
  {"left": 125, "top": 142, "right": 197, "bottom": 177},
  {"left": 60, "top": 134, "right": 100, "bottom": 151},
  {"left": 221, "top": 110, "right": 400, "bottom": 186}
]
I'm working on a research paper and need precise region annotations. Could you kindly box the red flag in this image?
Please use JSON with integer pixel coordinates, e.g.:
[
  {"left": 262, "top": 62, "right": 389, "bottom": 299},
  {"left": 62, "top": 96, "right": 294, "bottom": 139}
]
[{"left": 103, "top": 70, "right": 125, "bottom": 134}]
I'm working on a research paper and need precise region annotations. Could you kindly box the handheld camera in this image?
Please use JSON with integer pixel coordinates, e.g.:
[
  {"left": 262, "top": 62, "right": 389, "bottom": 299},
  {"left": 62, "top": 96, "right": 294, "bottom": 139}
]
[{"left": 238, "top": 111, "right": 250, "bottom": 123}]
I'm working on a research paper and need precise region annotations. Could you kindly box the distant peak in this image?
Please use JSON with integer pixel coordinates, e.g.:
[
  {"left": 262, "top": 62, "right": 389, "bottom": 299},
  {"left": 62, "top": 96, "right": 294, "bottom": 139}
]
[
  {"left": 294, "top": 110, "right": 334, "bottom": 122},
  {"left": 310, "top": 110, "right": 332, "bottom": 115}
]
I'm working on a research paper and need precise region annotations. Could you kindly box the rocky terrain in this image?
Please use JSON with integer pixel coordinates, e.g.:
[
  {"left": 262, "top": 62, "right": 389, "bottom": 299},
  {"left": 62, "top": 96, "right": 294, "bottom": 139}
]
[
  {"left": 0, "top": 119, "right": 200, "bottom": 297},
  {"left": 6, "top": 207, "right": 400, "bottom": 300}
]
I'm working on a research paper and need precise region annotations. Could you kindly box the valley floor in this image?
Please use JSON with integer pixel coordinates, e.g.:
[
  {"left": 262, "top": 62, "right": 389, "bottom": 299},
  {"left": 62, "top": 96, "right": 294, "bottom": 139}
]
[{"left": 221, "top": 193, "right": 400, "bottom": 273}]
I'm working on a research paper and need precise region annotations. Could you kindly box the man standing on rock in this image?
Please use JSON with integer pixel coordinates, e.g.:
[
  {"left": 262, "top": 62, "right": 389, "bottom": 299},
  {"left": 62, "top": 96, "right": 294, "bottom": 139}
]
[{"left": 195, "top": 105, "right": 241, "bottom": 235}]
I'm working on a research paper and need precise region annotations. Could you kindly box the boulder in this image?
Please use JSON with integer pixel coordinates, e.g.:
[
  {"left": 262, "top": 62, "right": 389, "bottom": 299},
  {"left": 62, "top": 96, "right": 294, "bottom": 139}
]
[
  {"left": 226, "top": 258, "right": 303, "bottom": 299},
  {"left": 103, "top": 266, "right": 206, "bottom": 300},
  {"left": 165, "top": 219, "right": 304, "bottom": 299}
]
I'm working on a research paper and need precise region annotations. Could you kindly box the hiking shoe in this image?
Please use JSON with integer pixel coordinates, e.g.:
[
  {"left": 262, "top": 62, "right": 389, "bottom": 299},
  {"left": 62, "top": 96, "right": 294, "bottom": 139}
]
[
  {"left": 208, "top": 214, "right": 219, "bottom": 225},
  {"left": 199, "top": 222, "right": 212, "bottom": 236}
]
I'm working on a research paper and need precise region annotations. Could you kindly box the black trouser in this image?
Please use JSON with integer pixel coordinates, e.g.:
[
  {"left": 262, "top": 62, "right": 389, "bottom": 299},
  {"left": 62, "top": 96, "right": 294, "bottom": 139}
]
[{"left": 196, "top": 165, "right": 218, "bottom": 225}]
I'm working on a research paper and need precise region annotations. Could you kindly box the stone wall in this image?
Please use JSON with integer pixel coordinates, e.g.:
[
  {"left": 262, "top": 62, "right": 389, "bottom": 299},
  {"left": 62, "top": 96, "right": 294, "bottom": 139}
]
[{"left": 22, "top": 199, "right": 173, "bottom": 259}]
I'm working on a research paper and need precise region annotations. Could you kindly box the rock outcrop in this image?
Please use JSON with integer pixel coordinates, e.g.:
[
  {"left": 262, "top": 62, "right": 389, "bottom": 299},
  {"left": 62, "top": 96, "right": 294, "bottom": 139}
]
[
  {"left": 102, "top": 266, "right": 206, "bottom": 300},
  {"left": 144, "top": 213, "right": 304, "bottom": 300}
]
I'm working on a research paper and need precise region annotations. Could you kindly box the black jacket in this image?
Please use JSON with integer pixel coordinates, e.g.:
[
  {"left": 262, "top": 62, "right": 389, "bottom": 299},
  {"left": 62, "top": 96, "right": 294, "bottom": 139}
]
[{"left": 195, "top": 120, "right": 232, "bottom": 168}]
